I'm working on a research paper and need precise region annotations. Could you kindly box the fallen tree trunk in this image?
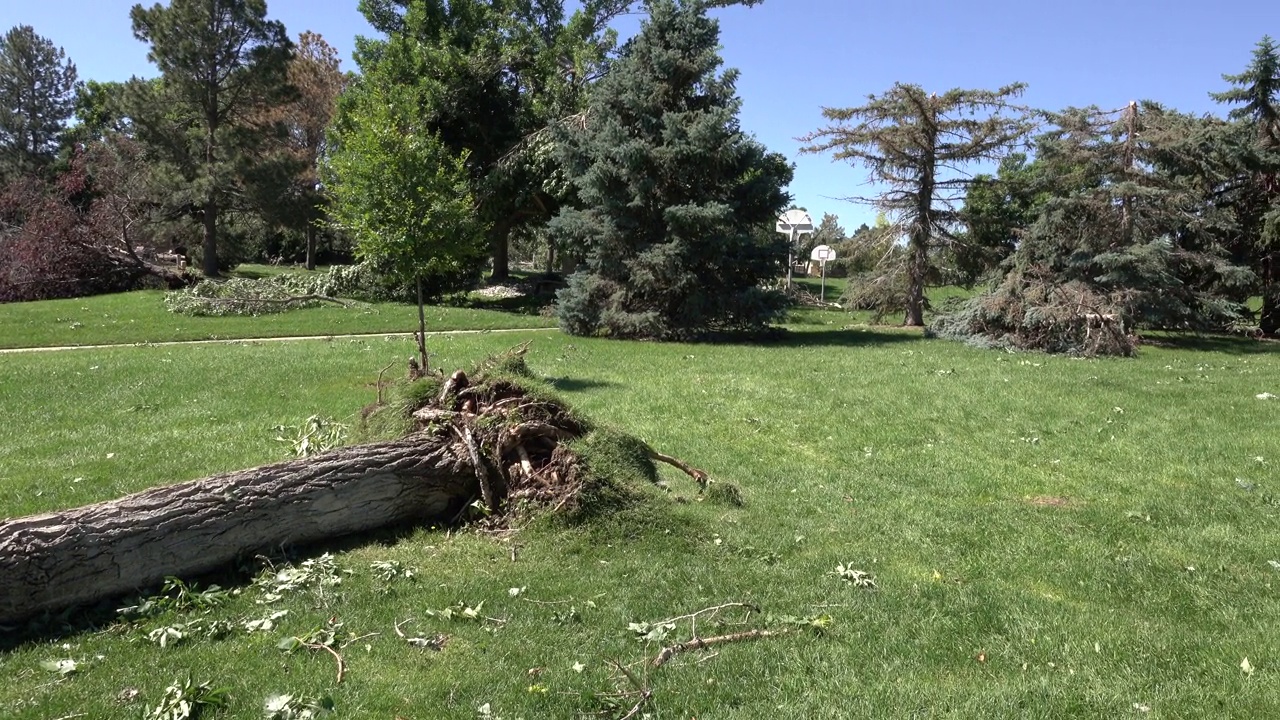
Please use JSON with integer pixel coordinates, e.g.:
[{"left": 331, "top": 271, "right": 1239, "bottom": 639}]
[
  {"left": 0, "top": 430, "right": 474, "bottom": 623},
  {"left": 0, "top": 350, "right": 713, "bottom": 625}
]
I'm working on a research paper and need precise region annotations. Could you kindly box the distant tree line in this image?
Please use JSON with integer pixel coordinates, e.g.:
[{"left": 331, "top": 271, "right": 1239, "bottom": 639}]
[
  {"left": 5, "top": 0, "right": 1275, "bottom": 352},
  {"left": 1, "top": 0, "right": 790, "bottom": 343}
]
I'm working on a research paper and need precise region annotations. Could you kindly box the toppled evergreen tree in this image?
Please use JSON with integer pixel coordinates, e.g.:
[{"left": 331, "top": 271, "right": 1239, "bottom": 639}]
[
  {"left": 551, "top": 0, "right": 793, "bottom": 339},
  {"left": 931, "top": 103, "right": 1252, "bottom": 356}
]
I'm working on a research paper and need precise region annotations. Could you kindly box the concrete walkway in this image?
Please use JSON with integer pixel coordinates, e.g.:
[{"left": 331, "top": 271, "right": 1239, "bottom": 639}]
[{"left": 0, "top": 326, "right": 558, "bottom": 354}]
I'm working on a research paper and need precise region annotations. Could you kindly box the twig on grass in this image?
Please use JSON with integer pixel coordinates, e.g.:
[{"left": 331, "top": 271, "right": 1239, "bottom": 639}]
[
  {"left": 618, "top": 689, "right": 654, "bottom": 720},
  {"left": 652, "top": 628, "right": 795, "bottom": 669},
  {"left": 303, "top": 641, "right": 345, "bottom": 684},
  {"left": 607, "top": 658, "right": 653, "bottom": 720},
  {"left": 653, "top": 602, "right": 757, "bottom": 627},
  {"left": 340, "top": 632, "right": 380, "bottom": 649}
]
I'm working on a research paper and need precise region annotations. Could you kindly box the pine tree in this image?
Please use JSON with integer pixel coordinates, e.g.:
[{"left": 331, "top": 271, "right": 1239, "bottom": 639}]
[
  {"left": 1212, "top": 35, "right": 1280, "bottom": 335},
  {"left": 551, "top": 0, "right": 792, "bottom": 339},
  {"left": 129, "top": 0, "right": 293, "bottom": 277},
  {"left": 932, "top": 103, "right": 1251, "bottom": 355},
  {"left": 0, "top": 25, "right": 79, "bottom": 179},
  {"left": 800, "top": 83, "right": 1032, "bottom": 325}
]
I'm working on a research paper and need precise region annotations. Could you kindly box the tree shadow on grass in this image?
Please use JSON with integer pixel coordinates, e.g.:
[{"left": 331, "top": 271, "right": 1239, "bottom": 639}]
[
  {"left": 690, "top": 326, "right": 926, "bottom": 350},
  {"left": 1143, "top": 333, "right": 1279, "bottom": 356},
  {"left": 547, "top": 376, "right": 618, "bottom": 392}
]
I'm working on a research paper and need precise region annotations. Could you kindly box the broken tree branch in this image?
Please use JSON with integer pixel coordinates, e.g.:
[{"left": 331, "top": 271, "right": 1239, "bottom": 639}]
[
  {"left": 652, "top": 629, "right": 794, "bottom": 668},
  {"left": 652, "top": 602, "right": 758, "bottom": 627},
  {"left": 303, "top": 642, "right": 345, "bottom": 684},
  {"left": 193, "top": 294, "right": 353, "bottom": 308},
  {"left": 455, "top": 421, "right": 495, "bottom": 512},
  {"left": 648, "top": 450, "right": 709, "bottom": 488}
]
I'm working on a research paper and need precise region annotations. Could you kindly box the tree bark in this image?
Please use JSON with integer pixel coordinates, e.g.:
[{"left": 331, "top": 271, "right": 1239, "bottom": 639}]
[
  {"left": 904, "top": 238, "right": 928, "bottom": 327},
  {"left": 305, "top": 224, "right": 317, "bottom": 271},
  {"left": 489, "top": 216, "right": 513, "bottom": 282},
  {"left": 202, "top": 197, "right": 219, "bottom": 278},
  {"left": 1261, "top": 256, "right": 1278, "bottom": 337},
  {"left": 0, "top": 431, "right": 475, "bottom": 623},
  {"left": 416, "top": 275, "right": 429, "bottom": 371}
]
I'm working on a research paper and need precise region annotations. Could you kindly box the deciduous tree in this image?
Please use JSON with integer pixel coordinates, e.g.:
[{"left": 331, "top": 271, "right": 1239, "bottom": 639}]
[
  {"left": 324, "top": 87, "right": 482, "bottom": 369},
  {"left": 256, "top": 31, "right": 346, "bottom": 269}
]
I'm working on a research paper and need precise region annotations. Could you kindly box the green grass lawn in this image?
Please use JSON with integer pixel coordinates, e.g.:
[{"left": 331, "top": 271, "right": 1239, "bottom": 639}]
[
  {"left": 0, "top": 289, "right": 556, "bottom": 349},
  {"left": 786, "top": 281, "right": 976, "bottom": 327},
  {"left": 1, "top": 329, "right": 1279, "bottom": 718}
]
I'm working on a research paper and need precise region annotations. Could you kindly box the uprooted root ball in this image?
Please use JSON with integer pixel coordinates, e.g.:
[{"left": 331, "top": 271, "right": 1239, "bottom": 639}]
[{"left": 362, "top": 347, "right": 725, "bottom": 524}]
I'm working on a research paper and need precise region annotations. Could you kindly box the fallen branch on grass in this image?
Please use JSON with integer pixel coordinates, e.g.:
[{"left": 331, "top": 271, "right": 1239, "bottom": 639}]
[
  {"left": 649, "top": 450, "right": 709, "bottom": 488},
  {"left": 188, "top": 293, "right": 353, "bottom": 308},
  {"left": 652, "top": 628, "right": 795, "bottom": 668},
  {"left": 607, "top": 658, "right": 653, "bottom": 720},
  {"left": 302, "top": 642, "right": 345, "bottom": 684}
]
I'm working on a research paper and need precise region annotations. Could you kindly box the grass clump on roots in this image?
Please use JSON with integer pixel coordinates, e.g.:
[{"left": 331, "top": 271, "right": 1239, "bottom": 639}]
[{"left": 355, "top": 345, "right": 710, "bottom": 528}]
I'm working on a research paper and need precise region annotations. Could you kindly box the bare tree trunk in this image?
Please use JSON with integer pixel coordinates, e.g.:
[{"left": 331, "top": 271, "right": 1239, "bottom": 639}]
[
  {"left": 202, "top": 198, "right": 219, "bottom": 278},
  {"left": 416, "top": 276, "right": 428, "bottom": 372},
  {"left": 0, "top": 431, "right": 474, "bottom": 623},
  {"left": 1262, "top": 256, "right": 1278, "bottom": 336},
  {"left": 489, "top": 216, "right": 514, "bottom": 282},
  {"left": 904, "top": 238, "right": 928, "bottom": 327},
  {"left": 305, "top": 224, "right": 317, "bottom": 271}
]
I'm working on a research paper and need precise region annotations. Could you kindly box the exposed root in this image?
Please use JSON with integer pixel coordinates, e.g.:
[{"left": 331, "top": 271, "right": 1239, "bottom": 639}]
[
  {"left": 648, "top": 450, "right": 709, "bottom": 489},
  {"left": 372, "top": 344, "right": 718, "bottom": 525},
  {"left": 455, "top": 421, "right": 496, "bottom": 512}
]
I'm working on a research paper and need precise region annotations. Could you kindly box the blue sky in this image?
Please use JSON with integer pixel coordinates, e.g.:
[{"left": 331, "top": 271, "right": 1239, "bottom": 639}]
[{"left": 2, "top": 0, "right": 1274, "bottom": 229}]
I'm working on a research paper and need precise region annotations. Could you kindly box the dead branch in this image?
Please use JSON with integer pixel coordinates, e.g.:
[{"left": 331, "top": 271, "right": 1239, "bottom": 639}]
[
  {"left": 302, "top": 642, "right": 345, "bottom": 684},
  {"left": 455, "top": 421, "right": 496, "bottom": 512},
  {"left": 652, "top": 629, "right": 794, "bottom": 668},
  {"left": 653, "top": 602, "right": 757, "bottom": 627},
  {"left": 648, "top": 450, "right": 709, "bottom": 488},
  {"left": 339, "top": 632, "right": 380, "bottom": 649},
  {"left": 618, "top": 689, "right": 653, "bottom": 720},
  {"left": 375, "top": 361, "right": 396, "bottom": 406}
]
